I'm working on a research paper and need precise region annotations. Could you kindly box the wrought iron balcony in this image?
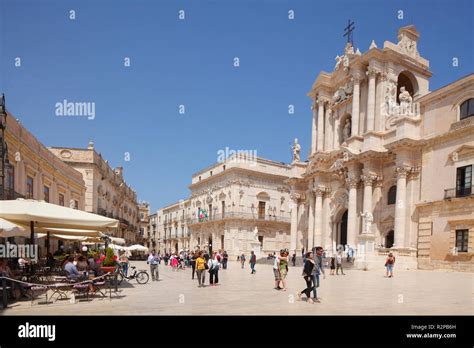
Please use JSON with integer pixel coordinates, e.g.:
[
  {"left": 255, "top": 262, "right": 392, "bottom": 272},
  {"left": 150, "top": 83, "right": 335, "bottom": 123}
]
[
  {"left": 187, "top": 212, "right": 290, "bottom": 225},
  {"left": 0, "top": 189, "right": 25, "bottom": 200},
  {"left": 444, "top": 186, "right": 473, "bottom": 199}
]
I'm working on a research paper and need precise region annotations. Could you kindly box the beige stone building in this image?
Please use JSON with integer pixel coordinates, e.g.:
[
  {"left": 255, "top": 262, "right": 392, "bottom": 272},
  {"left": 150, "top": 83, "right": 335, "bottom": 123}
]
[
  {"left": 157, "top": 199, "right": 190, "bottom": 253},
  {"left": 49, "top": 142, "right": 140, "bottom": 244},
  {"left": 285, "top": 25, "right": 473, "bottom": 271},
  {"left": 138, "top": 201, "right": 150, "bottom": 245},
  {"left": 1, "top": 112, "right": 86, "bottom": 253}
]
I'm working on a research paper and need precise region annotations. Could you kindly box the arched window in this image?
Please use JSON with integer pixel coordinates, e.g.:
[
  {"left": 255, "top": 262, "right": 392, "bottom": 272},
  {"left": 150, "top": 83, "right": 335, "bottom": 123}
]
[
  {"left": 387, "top": 185, "right": 397, "bottom": 205},
  {"left": 396, "top": 71, "right": 418, "bottom": 103},
  {"left": 460, "top": 98, "right": 474, "bottom": 120}
]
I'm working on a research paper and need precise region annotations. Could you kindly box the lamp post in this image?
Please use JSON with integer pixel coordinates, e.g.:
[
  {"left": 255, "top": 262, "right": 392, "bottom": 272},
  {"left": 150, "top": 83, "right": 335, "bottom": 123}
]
[{"left": 0, "top": 94, "right": 7, "bottom": 201}]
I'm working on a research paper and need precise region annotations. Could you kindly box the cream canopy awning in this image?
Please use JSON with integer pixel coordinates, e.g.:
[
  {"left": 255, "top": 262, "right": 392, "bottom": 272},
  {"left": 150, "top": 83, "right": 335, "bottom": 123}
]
[
  {"left": 0, "top": 199, "right": 119, "bottom": 230},
  {"left": 0, "top": 217, "right": 30, "bottom": 238},
  {"left": 127, "top": 244, "right": 149, "bottom": 252}
]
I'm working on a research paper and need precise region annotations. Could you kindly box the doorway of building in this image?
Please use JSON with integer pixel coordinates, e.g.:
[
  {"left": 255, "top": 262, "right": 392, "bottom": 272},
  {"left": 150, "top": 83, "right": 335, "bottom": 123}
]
[
  {"left": 385, "top": 230, "right": 394, "bottom": 248},
  {"left": 175, "top": 243, "right": 178, "bottom": 253},
  {"left": 208, "top": 236, "right": 212, "bottom": 254},
  {"left": 340, "top": 210, "right": 348, "bottom": 246},
  {"left": 258, "top": 236, "right": 264, "bottom": 250}
]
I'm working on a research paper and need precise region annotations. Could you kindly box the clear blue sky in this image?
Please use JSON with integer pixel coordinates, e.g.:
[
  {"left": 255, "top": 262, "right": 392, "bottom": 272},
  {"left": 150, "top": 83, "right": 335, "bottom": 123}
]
[{"left": 1, "top": 0, "right": 472, "bottom": 212}]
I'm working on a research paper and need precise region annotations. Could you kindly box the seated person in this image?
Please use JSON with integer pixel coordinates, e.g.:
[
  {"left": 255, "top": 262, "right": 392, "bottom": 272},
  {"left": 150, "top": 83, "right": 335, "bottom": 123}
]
[
  {"left": 76, "top": 256, "right": 88, "bottom": 272},
  {"left": 88, "top": 254, "right": 103, "bottom": 277},
  {"left": 63, "top": 256, "right": 82, "bottom": 280},
  {"left": 0, "top": 259, "right": 13, "bottom": 277}
]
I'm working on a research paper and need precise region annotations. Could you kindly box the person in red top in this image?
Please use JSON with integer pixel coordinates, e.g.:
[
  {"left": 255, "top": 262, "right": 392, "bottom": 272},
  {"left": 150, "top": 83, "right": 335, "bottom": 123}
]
[{"left": 385, "top": 252, "right": 396, "bottom": 278}]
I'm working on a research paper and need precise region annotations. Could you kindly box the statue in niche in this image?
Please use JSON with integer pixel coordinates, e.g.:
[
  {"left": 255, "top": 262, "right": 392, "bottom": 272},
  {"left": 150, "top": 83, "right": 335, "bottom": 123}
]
[
  {"left": 342, "top": 118, "right": 351, "bottom": 142},
  {"left": 292, "top": 138, "right": 301, "bottom": 162},
  {"left": 399, "top": 86, "right": 413, "bottom": 115}
]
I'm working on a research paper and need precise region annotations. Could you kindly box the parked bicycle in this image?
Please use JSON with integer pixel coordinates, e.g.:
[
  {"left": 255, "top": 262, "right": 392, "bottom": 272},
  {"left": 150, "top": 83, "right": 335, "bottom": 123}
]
[{"left": 117, "top": 265, "right": 149, "bottom": 284}]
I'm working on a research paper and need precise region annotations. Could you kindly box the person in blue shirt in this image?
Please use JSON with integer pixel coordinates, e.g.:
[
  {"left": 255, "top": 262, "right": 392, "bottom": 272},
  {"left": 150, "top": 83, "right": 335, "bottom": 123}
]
[{"left": 64, "top": 256, "right": 81, "bottom": 280}]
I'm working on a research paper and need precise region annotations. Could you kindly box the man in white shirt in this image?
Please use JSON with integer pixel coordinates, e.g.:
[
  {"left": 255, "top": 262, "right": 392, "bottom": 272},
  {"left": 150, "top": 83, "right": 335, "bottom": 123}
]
[{"left": 273, "top": 252, "right": 281, "bottom": 290}]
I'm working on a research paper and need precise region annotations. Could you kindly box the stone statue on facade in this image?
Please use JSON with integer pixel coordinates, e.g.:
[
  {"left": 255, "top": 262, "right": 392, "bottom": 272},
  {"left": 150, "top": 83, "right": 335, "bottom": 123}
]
[
  {"left": 399, "top": 86, "right": 413, "bottom": 115},
  {"left": 360, "top": 211, "right": 374, "bottom": 234},
  {"left": 292, "top": 138, "right": 301, "bottom": 162}
]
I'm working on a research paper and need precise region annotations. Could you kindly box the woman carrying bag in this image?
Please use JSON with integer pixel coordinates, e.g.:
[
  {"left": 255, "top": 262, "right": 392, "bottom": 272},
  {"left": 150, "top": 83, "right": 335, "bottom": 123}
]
[{"left": 208, "top": 252, "right": 220, "bottom": 286}]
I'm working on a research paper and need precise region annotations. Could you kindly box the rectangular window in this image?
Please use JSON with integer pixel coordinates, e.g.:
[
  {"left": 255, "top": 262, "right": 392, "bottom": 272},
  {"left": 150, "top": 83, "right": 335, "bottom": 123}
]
[
  {"left": 456, "top": 165, "right": 472, "bottom": 197},
  {"left": 58, "top": 193, "right": 65, "bottom": 206},
  {"left": 258, "top": 201, "right": 266, "bottom": 219},
  {"left": 26, "top": 176, "right": 34, "bottom": 199},
  {"left": 221, "top": 201, "right": 225, "bottom": 218},
  {"left": 208, "top": 204, "right": 212, "bottom": 219},
  {"left": 6, "top": 165, "right": 14, "bottom": 198},
  {"left": 455, "top": 229, "right": 469, "bottom": 252},
  {"left": 43, "top": 186, "right": 50, "bottom": 203}
]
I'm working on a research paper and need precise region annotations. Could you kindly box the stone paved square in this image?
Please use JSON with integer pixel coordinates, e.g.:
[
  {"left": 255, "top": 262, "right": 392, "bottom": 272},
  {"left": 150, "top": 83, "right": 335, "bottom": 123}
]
[{"left": 3, "top": 261, "right": 472, "bottom": 315}]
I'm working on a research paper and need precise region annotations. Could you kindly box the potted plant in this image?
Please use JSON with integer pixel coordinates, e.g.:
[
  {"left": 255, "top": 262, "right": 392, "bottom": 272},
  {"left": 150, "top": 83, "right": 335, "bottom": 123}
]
[{"left": 100, "top": 247, "right": 118, "bottom": 273}]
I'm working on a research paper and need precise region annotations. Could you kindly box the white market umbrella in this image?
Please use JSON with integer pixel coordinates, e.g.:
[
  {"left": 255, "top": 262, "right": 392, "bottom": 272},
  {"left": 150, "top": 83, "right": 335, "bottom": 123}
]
[
  {"left": 127, "top": 244, "right": 148, "bottom": 252},
  {"left": 0, "top": 199, "right": 119, "bottom": 230},
  {"left": 0, "top": 217, "right": 29, "bottom": 238}
]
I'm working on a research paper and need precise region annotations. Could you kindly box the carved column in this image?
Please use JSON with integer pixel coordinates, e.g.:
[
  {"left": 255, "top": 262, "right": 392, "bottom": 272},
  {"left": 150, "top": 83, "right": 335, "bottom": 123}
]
[
  {"left": 406, "top": 168, "right": 420, "bottom": 248},
  {"left": 361, "top": 174, "right": 376, "bottom": 227},
  {"left": 317, "top": 97, "right": 325, "bottom": 152},
  {"left": 311, "top": 102, "right": 317, "bottom": 154},
  {"left": 373, "top": 177, "right": 384, "bottom": 240},
  {"left": 333, "top": 111, "right": 340, "bottom": 149},
  {"left": 289, "top": 193, "right": 300, "bottom": 253},
  {"left": 307, "top": 189, "right": 315, "bottom": 250},
  {"left": 366, "top": 67, "right": 378, "bottom": 132},
  {"left": 351, "top": 73, "right": 361, "bottom": 136},
  {"left": 324, "top": 108, "right": 332, "bottom": 152},
  {"left": 313, "top": 186, "right": 325, "bottom": 247},
  {"left": 323, "top": 189, "right": 332, "bottom": 251},
  {"left": 346, "top": 175, "right": 359, "bottom": 247},
  {"left": 394, "top": 167, "right": 409, "bottom": 248}
]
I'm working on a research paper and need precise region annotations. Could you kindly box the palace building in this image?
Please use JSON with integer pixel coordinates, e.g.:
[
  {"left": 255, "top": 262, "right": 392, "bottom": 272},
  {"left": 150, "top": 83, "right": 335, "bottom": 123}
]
[{"left": 155, "top": 25, "right": 473, "bottom": 271}]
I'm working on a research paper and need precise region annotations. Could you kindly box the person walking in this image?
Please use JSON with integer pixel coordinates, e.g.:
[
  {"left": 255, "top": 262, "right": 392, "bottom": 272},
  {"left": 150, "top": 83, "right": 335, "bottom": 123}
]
[
  {"left": 147, "top": 251, "right": 160, "bottom": 281},
  {"left": 273, "top": 251, "right": 281, "bottom": 290},
  {"left": 336, "top": 252, "right": 345, "bottom": 275},
  {"left": 296, "top": 251, "right": 315, "bottom": 304},
  {"left": 195, "top": 252, "right": 207, "bottom": 287},
  {"left": 291, "top": 253, "right": 296, "bottom": 267},
  {"left": 190, "top": 251, "right": 197, "bottom": 280},
  {"left": 240, "top": 253, "right": 246, "bottom": 269},
  {"left": 119, "top": 250, "right": 129, "bottom": 276},
  {"left": 222, "top": 250, "right": 228, "bottom": 270},
  {"left": 330, "top": 256, "right": 336, "bottom": 275},
  {"left": 208, "top": 252, "right": 220, "bottom": 286},
  {"left": 279, "top": 249, "right": 289, "bottom": 291},
  {"left": 385, "top": 252, "right": 396, "bottom": 278},
  {"left": 312, "top": 246, "right": 325, "bottom": 302},
  {"left": 249, "top": 251, "right": 257, "bottom": 274}
]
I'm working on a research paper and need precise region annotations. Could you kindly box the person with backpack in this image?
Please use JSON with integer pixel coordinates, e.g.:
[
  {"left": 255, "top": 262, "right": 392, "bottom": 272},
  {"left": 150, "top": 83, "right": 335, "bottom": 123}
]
[
  {"left": 208, "top": 252, "right": 220, "bottom": 286},
  {"left": 249, "top": 251, "right": 257, "bottom": 274},
  {"left": 240, "top": 253, "right": 246, "bottom": 269},
  {"left": 385, "top": 252, "right": 396, "bottom": 278}
]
